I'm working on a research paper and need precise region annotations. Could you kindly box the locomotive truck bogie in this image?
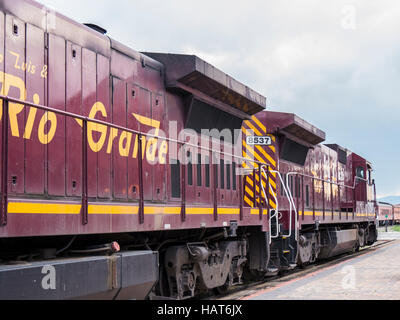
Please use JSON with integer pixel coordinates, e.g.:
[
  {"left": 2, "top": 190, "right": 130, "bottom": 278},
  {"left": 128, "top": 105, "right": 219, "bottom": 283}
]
[{"left": 164, "top": 241, "right": 247, "bottom": 299}]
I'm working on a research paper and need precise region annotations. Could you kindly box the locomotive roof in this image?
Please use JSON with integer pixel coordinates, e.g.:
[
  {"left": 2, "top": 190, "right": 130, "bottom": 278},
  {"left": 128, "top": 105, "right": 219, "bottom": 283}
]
[
  {"left": 1, "top": 0, "right": 110, "bottom": 57},
  {"left": 261, "top": 111, "right": 326, "bottom": 146},
  {"left": 1, "top": 0, "right": 164, "bottom": 72},
  {"left": 8, "top": 0, "right": 266, "bottom": 120},
  {"left": 143, "top": 53, "right": 267, "bottom": 118}
]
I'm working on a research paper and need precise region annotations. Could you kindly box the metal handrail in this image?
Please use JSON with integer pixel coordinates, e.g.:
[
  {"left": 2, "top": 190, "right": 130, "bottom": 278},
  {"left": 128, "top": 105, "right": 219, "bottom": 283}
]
[
  {"left": 275, "top": 170, "right": 295, "bottom": 239},
  {"left": 0, "top": 94, "right": 265, "bottom": 226},
  {"left": 284, "top": 172, "right": 299, "bottom": 241},
  {"left": 0, "top": 95, "right": 264, "bottom": 167},
  {"left": 260, "top": 166, "right": 279, "bottom": 244},
  {"left": 275, "top": 171, "right": 296, "bottom": 240},
  {"left": 285, "top": 171, "right": 367, "bottom": 191},
  {"left": 285, "top": 171, "right": 369, "bottom": 215},
  {"left": 260, "top": 166, "right": 296, "bottom": 241}
]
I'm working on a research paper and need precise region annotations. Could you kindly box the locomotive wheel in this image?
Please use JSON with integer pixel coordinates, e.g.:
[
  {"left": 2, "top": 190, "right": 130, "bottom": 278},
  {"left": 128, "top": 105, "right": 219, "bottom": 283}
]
[
  {"left": 214, "top": 283, "right": 229, "bottom": 295},
  {"left": 278, "top": 269, "right": 289, "bottom": 276},
  {"left": 298, "top": 261, "right": 310, "bottom": 269},
  {"left": 246, "top": 269, "right": 267, "bottom": 281}
]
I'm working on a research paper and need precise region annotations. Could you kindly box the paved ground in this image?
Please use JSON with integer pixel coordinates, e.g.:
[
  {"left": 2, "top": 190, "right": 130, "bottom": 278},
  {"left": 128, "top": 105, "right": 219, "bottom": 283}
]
[
  {"left": 378, "top": 227, "right": 400, "bottom": 240},
  {"left": 242, "top": 234, "right": 400, "bottom": 300}
]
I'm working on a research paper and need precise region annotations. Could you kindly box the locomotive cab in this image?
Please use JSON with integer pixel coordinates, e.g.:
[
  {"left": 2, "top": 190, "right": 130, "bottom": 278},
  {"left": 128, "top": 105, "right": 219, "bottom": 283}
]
[
  {"left": 366, "top": 162, "right": 376, "bottom": 204},
  {"left": 351, "top": 155, "right": 377, "bottom": 219}
]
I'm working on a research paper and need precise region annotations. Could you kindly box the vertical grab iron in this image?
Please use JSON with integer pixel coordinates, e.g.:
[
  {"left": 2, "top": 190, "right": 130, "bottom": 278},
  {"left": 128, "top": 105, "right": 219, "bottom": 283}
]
[
  {"left": 259, "top": 166, "right": 263, "bottom": 220},
  {"left": 266, "top": 166, "right": 270, "bottom": 215},
  {"left": 138, "top": 135, "right": 145, "bottom": 224},
  {"left": 1, "top": 100, "right": 9, "bottom": 226},
  {"left": 81, "top": 119, "right": 88, "bottom": 225},
  {"left": 213, "top": 158, "right": 218, "bottom": 221},
  {"left": 239, "top": 164, "right": 244, "bottom": 221}
]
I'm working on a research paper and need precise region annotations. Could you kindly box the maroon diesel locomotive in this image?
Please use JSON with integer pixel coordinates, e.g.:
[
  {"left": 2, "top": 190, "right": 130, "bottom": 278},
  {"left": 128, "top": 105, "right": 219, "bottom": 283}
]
[
  {"left": 242, "top": 111, "right": 377, "bottom": 272},
  {"left": 0, "top": 0, "right": 377, "bottom": 300}
]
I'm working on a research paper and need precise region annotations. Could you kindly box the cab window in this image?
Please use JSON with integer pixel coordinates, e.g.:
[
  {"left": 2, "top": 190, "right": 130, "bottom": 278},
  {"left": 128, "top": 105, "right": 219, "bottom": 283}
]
[{"left": 356, "top": 167, "right": 365, "bottom": 179}]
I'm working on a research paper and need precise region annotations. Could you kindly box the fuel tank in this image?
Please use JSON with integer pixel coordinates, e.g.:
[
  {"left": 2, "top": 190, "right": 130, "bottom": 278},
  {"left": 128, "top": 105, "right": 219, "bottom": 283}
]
[{"left": 318, "top": 229, "right": 358, "bottom": 259}]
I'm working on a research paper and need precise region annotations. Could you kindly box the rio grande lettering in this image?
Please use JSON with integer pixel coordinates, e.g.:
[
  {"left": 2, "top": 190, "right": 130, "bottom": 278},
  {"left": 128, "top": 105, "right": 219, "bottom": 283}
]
[{"left": 0, "top": 71, "right": 168, "bottom": 164}]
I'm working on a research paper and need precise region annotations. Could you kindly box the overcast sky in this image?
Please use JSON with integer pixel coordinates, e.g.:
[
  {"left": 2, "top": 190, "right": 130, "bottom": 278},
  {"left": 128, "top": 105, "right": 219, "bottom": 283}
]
[{"left": 38, "top": 0, "right": 400, "bottom": 198}]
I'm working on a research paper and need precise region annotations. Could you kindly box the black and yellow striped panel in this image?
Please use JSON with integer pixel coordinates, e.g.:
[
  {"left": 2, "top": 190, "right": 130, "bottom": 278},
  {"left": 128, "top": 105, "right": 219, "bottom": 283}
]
[{"left": 242, "top": 115, "right": 277, "bottom": 209}]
